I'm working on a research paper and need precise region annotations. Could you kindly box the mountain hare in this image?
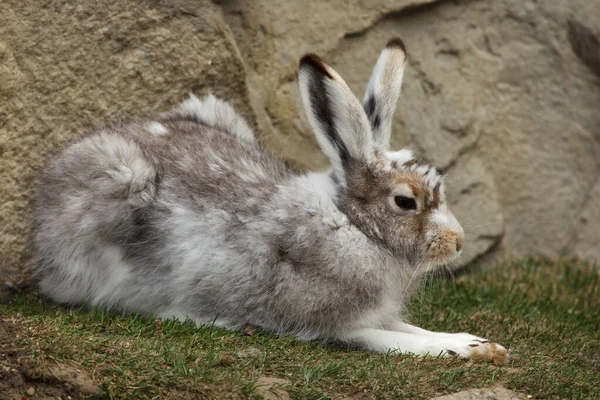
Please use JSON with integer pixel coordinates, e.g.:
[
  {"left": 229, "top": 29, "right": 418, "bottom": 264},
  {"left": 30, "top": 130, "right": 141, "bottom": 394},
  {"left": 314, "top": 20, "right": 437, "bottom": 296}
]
[{"left": 33, "top": 37, "right": 507, "bottom": 363}]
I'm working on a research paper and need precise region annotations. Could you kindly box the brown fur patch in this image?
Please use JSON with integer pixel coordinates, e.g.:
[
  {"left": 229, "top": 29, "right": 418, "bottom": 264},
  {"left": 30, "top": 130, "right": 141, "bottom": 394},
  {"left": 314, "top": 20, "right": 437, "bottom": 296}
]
[
  {"left": 343, "top": 157, "right": 448, "bottom": 260},
  {"left": 430, "top": 183, "right": 442, "bottom": 209},
  {"left": 299, "top": 54, "right": 333, "bottom": 79},
  {"left": 427, "top": 229, "right": 461, "bottom": 262},
  {"left": 402, "top": 159, "right": 419, "bottom": 168},
  {"left": 470, "top": 343, "right": 509, "bottom": 365},
  {"left": 392, "top": 172, "right": 444, "bottom": 212},
  {"left": 393, "top": 175, "right": 423, "bottom": 200},
  {"left": 386, "top": 37, "right": 406, "bottom": 54},
  {"left": 371, "top": 150, "right": 387, "bottom": 169}
]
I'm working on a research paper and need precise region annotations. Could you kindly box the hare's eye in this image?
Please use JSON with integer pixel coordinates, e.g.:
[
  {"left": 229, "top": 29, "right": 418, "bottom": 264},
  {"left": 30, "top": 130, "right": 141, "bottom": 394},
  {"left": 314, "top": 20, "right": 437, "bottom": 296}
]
[{"left": 394, "top": 196, "right": 417, "bottom": 210}]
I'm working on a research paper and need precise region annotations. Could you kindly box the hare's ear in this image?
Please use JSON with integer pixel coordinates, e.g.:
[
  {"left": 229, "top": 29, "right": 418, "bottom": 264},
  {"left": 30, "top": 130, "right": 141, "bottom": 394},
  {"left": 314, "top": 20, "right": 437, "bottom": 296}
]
[
  {"left": 299, "top": 54, "right": 372, "bottom": 177},
  {"left": 363, "top": 37, "right": 407, "bottom": 149}
]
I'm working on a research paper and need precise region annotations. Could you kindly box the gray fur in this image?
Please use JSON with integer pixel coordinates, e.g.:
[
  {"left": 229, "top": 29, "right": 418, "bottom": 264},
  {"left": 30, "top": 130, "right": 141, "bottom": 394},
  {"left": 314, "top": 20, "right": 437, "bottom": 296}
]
[{"left": 33, "top": 47, "right": 466, "bottom": 351}]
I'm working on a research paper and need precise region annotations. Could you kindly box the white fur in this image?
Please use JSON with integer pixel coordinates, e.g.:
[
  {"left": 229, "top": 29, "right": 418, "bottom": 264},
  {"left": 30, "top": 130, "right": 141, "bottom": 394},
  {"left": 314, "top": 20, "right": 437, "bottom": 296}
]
[
  {"left": 176, "top": 94, "right": 255, "bottom": 143},
  {"left": 431, "top": 203, "right": 463, "bottom": 235},
  {"left": 363, "top": 45, "right": 407, "bottom": 148},
  {"left": 147, "top": 121, "right": 168, "bottom": 136},
  {"left": 92, "top": 247, "right": 133, "bottom": 307},
  {"left": 387, "top": 149, "right": 414, "bottom": 165},
  {"left": 342, "top": 323, "right": 505, "bottom": 358},
  {"left": 327, "top": 78, "right": 373, "bottom": 161},
  {"left": 280, "top": 172, "right": 347, "bottom": 229}
]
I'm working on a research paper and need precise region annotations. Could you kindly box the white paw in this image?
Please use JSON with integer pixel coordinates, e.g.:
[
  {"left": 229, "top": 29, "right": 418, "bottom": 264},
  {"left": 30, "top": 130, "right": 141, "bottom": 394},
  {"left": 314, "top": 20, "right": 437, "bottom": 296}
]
[{"left": 439, "top": 336, "right": 508, "bottom": 364}]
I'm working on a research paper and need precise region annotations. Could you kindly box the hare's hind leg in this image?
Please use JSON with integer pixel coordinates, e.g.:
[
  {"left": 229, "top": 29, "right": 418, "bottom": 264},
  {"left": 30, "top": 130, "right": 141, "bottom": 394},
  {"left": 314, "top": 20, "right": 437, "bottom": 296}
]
[
  {"left": 34, "top": 131, "right": 157, "bottom": 306},
  {"left": 38, "top": 131, "right": 158, "bottom": 238}
]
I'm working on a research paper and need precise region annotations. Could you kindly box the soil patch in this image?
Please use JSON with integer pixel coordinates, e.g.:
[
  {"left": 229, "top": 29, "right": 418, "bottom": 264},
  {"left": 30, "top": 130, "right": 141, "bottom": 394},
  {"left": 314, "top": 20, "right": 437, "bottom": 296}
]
[{"left": 0, "top": 311, "right": 101, "bottom": 399}]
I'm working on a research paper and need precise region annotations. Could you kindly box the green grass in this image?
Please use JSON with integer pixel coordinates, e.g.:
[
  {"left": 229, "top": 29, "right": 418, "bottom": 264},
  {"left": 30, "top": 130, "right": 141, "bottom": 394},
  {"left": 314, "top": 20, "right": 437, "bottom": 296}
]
[{"left": 1, "top": 258, "right": 599, "bottom": 399}]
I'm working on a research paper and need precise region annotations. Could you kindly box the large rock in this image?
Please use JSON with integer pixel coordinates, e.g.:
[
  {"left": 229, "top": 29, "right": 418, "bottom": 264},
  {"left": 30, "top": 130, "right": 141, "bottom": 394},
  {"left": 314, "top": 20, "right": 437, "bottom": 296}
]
[
  {"left": 574, "top": 177, "right": 600, "bottom": 263},
  {"left": 227, "top": 0, "right": 600, "bottom": 265},
  {"left": 1, "top": 0, "right": 599, "bottom": 286},
  {"left": 568, "top": 0, "right": 600, "bottom": 79},
  {"left": 0, "top": 0, "right": 253, "bottom": 284}
]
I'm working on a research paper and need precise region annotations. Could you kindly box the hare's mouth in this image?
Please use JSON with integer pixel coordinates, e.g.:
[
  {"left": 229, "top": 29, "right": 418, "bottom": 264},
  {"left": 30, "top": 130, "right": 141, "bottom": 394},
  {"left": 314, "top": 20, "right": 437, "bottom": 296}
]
[{"left": 426, "top": 236, "right": 463, "bottom": 268}]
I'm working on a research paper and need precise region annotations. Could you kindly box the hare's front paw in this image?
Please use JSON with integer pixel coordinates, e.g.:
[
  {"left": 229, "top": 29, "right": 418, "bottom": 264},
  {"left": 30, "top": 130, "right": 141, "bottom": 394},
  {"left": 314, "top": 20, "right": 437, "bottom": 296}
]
[{"left": 442, "top": 336, "right": 508, "bottom": 364}]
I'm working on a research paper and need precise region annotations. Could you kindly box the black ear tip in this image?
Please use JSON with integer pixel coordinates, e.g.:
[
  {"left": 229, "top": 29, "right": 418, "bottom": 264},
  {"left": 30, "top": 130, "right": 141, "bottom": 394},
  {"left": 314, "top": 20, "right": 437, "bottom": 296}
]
[
  {"left": 386, "top": 37, "right": 406, "bottom": 53},
  {"left": 299, "top": 53, "right": 333, "bottom": 79}
]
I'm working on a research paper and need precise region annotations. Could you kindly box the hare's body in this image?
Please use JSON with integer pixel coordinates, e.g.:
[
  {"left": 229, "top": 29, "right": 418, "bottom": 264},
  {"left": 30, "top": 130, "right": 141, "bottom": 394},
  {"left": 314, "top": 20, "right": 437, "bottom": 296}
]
[
  {"left": 34, "top": 38, "right": 508, "bottom": 363},
  {"left": 36, "top": 108, "right": 406, "bottom": 336}
]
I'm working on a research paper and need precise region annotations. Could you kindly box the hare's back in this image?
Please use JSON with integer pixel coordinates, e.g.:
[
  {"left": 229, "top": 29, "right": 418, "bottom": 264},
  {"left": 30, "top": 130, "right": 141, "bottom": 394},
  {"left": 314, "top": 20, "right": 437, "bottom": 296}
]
[{"left": 143, "top": 119, "right": 292, "bottom": 212}]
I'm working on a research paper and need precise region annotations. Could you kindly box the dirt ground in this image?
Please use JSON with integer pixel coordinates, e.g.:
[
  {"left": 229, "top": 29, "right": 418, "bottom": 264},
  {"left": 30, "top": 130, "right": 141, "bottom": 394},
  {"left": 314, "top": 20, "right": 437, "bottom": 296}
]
[{"left": 0, "top": 310, "right": 101, "bottom": 400}]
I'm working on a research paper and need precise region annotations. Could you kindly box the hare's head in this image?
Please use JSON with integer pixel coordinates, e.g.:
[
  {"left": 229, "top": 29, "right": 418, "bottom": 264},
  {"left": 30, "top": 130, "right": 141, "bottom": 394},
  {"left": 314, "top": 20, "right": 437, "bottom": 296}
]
[{"left": 298, "top": 37, "right": 464, "bottom": 270}]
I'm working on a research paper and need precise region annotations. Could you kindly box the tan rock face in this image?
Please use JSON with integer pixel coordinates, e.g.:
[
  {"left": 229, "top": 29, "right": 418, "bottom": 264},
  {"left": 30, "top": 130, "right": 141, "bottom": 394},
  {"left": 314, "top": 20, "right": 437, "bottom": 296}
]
[
  {"left": 1, "top": 0, "right": 599, "bottom": 284},
  {"left": 0, "top": 0, "right": 253, "bottom": 283}
]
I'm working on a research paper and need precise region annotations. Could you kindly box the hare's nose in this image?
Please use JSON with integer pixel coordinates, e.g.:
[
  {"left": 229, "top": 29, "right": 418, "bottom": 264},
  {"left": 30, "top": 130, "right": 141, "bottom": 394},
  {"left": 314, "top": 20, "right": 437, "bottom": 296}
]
[{"left": 456, "top": 237, "right": 464, "bottom": 252}]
